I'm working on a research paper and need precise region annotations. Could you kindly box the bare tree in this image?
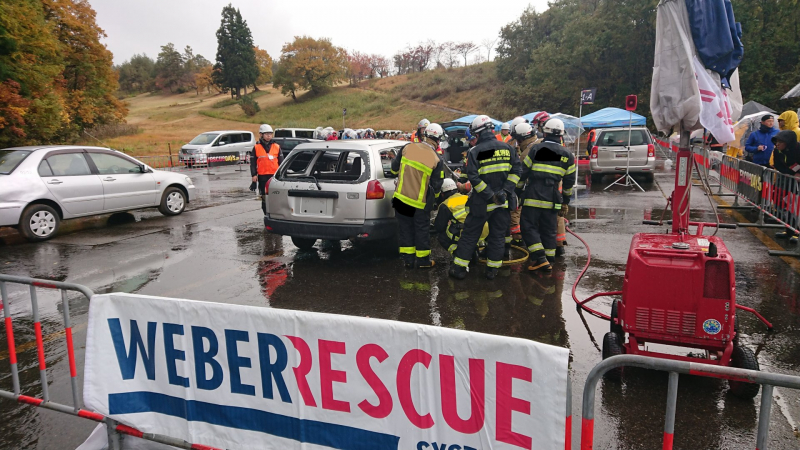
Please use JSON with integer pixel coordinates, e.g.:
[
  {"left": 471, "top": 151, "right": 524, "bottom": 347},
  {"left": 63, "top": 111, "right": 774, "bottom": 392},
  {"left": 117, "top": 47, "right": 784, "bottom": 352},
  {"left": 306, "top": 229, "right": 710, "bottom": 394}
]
[
  {"left": 481, "top": 38, "right": 498, "bottom": 61},
  {"left": 456, "top": 41, "right": 478, "bottom": 66},
  {"left": 443, "top": 42, "right": 460, "bottom": 69}
]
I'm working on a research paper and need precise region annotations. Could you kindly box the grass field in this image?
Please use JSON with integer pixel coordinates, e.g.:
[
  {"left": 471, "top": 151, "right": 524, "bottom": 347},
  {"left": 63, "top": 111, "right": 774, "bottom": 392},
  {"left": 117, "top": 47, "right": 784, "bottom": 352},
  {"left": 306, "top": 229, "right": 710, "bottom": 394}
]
[{"left": 82, "top": 64, "right": 500, "bottom": 158}]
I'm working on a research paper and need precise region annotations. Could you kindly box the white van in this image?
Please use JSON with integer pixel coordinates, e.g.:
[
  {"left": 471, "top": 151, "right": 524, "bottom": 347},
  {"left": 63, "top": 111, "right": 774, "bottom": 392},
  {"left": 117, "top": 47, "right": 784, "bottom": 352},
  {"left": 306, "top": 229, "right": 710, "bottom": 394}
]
[
  {"left": 274, "top": 128, "right": 316, "bottom": 139},
  {"left": 179, "top": 130, "right": 255, "bottom": 167}
]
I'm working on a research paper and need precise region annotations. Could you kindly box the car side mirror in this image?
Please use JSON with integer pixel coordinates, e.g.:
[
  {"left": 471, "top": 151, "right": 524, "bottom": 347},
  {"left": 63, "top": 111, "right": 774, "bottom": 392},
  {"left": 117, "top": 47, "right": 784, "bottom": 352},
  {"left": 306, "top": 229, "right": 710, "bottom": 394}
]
[{"left": 139, "top": 164, "right": 150, "bottom": 173}]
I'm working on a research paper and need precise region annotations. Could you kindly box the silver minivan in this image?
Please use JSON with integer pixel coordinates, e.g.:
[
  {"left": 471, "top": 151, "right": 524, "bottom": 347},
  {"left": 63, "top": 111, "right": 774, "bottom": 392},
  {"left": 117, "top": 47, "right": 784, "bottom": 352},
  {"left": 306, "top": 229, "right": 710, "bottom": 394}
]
[
  {"left": 264, "top": 140, "right": 400, "bottom": 250},
  {"left": 589, "top": 127, "right": 657, "bottom": 182},
  {"left": 179, "top": 130, "right": 255, "bottom": 167},
  {"left": 274, "top": 128, "right": 316, "bottom": 139}
]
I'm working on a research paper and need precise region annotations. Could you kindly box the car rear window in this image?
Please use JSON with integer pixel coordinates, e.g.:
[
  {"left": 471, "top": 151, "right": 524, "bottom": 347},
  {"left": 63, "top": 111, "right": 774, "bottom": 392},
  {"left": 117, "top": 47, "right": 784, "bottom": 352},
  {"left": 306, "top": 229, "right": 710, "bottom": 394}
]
[
  {"left": 280, "top": 149, "right": 368, "bottom": 182},
  {"left": 189, "top": 133, "right": 218, "bottom": 145},
  {"left": 0, "top": 149, "right": 31, "bottom": 174},
  {"left": 381, "top": 147, "right": 402, "bottom": 177},
  {"left": 295, "top": 130, "right": 315, "bottom": 139},
  {"left": 274, "top": 129, "right": 292, "bottom": 138},
  {"left": 597, "top": 130, "right": 651, "bottom": 147}
]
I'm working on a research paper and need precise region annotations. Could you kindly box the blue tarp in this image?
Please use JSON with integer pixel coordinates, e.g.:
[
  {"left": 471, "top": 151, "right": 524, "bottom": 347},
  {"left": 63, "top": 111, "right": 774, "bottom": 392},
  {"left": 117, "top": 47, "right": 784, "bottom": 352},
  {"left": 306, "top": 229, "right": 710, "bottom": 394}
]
[
  {"left": 580, "top": 107, "right": 646, "bottom": 129},
  {"left": 444, "top": 115, "right": 504, "bottom": 132}
]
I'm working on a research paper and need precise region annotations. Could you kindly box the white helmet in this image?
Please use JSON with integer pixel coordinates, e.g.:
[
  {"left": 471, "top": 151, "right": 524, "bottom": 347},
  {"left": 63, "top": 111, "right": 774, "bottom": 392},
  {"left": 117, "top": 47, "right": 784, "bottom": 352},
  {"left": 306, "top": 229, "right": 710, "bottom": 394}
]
[
  {"left": 543, "top": 118, "right": 565, "bottom": 136},
  {"left": 469, "top": 115, "right": 494, "bottom": 135},
  {"left": 417, "top": 118, "right": 430, "bottom": 129},
  {"left": 442, "top": 178, "right": 457, "bottom": 193},
  {"left": 424, "top": 123, "right": 444, "bottom": 140},
  {"left": 501, "top": 122, "right": 511, "bottom": 131},
  {"left": 259, "top": 124, "right": 273, "bottom": 133},
  {"left": 513, "top": 122, "right": 535, "bottom": 141},
  {"left": 510, "top": 116, "right": 527, "bottom": 130}
]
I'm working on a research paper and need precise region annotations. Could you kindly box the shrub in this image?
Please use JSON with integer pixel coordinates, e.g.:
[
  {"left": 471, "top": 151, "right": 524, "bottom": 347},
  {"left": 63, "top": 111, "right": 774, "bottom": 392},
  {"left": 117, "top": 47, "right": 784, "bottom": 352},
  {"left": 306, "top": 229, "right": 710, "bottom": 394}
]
[{"left": 240, "top": 95, "right": 261, "bottom": 116}]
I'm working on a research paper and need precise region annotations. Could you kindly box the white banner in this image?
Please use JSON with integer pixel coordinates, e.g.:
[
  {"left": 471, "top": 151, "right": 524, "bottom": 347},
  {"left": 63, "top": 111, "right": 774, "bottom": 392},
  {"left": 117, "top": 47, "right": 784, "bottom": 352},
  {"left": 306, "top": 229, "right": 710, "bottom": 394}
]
[{"left": 84, "top": 294, "right": 569, "bottom": 450}]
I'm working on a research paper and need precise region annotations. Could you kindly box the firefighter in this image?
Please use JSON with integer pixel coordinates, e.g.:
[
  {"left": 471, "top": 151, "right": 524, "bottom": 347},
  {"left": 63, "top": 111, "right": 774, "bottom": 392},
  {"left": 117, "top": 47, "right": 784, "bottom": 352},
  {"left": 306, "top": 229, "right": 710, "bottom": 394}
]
[
  {"left": 390, "top": 123, "right": 446, "bottom": 269},
  {"left": 509, "top": 123, "right": 539, "bottom": 243},
  {"left": 507, "top": 116, "right": 528, "bottom": 149},
  {"left": 449, "top": 115, "right": 521, "bottom": 281},
  {"left": 530, "top": 111, "right": 569, "bottom": 253},
  {"left": 531, "top": 112, "right": 551, "bottom": 140},
  {"left": 434, "top": 179, "right": 489, "bottom": 256},
  {"left": 411, "top": 118, "right": 430, "bottom": 143},
  {"left": 251, "top": 124, "right": 282, "bottom": 216},
  {"left": 496, "top": 122, "right": 512, "bottom": 143},
  {"left": 518, "top": 118, "right": 576, "bottom": 272}
]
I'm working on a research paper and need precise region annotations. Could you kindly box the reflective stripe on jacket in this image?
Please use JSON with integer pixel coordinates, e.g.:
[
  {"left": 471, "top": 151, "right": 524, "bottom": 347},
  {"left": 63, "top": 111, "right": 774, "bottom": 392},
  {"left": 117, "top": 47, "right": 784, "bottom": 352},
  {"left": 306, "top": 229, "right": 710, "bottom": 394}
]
[
  {"left": 255, "top": 142, "right": 281, "bottom": 175},
  {"left": 518, "top": 139, "right": 576, "bottom": 209}
]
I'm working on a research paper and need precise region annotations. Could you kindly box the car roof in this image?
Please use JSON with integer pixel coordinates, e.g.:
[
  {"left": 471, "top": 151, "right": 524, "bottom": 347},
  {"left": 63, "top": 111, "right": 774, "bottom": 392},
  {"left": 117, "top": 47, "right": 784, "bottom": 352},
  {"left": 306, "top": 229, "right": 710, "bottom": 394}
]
[
  {"left": 197, "top": 130, "right": 254, "bottom": 134},
  {"left": 293, "top": 139, "right": 404, "bottom": 152},
  {"left": 275, "top": 127, "right": 316, "bottom": 130},
  {"left": 2, "top": 145, "right": 115, "bottom": 152}
]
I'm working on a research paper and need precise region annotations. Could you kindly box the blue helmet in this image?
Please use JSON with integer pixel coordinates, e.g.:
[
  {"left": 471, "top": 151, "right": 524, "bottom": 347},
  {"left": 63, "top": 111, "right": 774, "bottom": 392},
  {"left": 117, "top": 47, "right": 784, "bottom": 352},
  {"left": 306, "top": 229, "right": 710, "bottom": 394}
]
[{"left": 465, "top": 129, "right": 473, "bottom": 140}]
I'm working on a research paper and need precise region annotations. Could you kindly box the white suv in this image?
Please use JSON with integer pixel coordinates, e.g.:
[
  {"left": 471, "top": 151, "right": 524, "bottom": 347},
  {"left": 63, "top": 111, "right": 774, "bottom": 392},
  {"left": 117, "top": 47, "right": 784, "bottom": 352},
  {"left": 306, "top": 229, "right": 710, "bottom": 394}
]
[
  {"left": 264, "top": 140, "right": 400, "bottom": 250},
  {"left": 179, "top": 130, "right": 255, "bottom": 167},
  {"left": 588, "top": 127, "right": 657, "bottom": 182}
]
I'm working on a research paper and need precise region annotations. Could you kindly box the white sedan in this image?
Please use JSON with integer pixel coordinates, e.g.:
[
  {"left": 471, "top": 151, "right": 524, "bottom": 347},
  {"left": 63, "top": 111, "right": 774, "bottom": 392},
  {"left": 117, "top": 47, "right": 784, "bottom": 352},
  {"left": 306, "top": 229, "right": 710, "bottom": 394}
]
[{"left": 0, "top": 145, "right": 195, "bottom": 241}]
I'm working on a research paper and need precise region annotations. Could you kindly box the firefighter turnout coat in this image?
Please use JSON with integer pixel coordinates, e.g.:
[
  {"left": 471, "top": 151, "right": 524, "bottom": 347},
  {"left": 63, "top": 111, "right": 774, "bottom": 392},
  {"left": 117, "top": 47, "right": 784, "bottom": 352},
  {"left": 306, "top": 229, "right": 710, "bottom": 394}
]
[
  {"left": 518, "top": 138, "right": 576, "bottom": 210},
  {"left": 390, "top": 141, "right": 445, "bottom": 211}
]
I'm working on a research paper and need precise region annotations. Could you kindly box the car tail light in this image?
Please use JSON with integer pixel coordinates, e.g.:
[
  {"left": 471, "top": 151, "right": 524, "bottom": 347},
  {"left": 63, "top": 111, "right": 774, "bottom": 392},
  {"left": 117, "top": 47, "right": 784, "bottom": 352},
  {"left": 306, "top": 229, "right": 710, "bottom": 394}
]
[
  {"left": 647, "top": 144, "right": 655, "bottom": 158},
  {"left": 591, "top": 146, "right": 598, "bottom": 159},
  {"left": 264, "top": 176, "right": 272, "bottom": 194},
  {"left": 703, "top": 260, "right": 731, "bottom": 299},
  {"left": 366, "top": 180, "right": 385, "bottom": 199}
]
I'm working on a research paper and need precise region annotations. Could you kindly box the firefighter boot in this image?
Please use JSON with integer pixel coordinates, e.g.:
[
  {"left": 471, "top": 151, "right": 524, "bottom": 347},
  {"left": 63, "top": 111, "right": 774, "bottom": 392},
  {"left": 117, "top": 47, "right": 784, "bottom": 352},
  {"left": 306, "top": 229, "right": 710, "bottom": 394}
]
[
  {"left": 485, "top": 267, "right": 499, "bottom": 280},
  {"left": 417, "top": 260, "right": 436, "bottom": 269},
  {"left": 528, "top": 256, "right": 552, "bottom": 272},
  {"left": 449, "top": 264, "right": 467, "bottom": 280},
  {"left": 555, "top": 246, "right": 565, "bottom": 256}
]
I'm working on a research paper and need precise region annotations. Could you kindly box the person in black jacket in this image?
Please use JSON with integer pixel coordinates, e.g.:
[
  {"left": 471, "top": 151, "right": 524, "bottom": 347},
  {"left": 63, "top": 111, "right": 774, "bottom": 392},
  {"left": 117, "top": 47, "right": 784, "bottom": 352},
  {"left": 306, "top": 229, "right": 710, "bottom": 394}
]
[
  {"left": 771, "top": 130, "right": 800, "bottom": 244},
  {"left": 517, "top": 118, "right": 576, "bottom": 272},
  {"left": 449, "top": 115, "right": 522, "bottom": 280}
]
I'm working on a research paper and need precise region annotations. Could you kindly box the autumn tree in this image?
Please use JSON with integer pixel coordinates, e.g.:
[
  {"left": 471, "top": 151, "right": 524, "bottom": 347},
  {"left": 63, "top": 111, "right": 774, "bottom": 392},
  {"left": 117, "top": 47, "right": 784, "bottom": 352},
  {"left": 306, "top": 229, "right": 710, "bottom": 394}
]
[
  {"left": 347, "top": 51, "right": 372, "bottom": 85},
  {"left": 273, "top": 36, "right": 348, "bottom": 100},
  {"left": 214, "top": 4, "right": 258, "bottom": 98},
  {"left": 117, "top": 54, "right": 155, "bottom": 93},
  {"left": 253, "top": 46, "right": 273, "bottom": 91},
  {"left": 195, "top": 65, "right": 216, "bottom": 94}
]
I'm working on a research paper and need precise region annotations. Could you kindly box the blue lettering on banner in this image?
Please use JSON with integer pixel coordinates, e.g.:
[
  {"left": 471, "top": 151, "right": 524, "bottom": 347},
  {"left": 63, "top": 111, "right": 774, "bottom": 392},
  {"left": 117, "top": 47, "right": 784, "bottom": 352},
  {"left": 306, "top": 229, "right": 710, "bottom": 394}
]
[
  {"left": 191, "top": 326, "right": 223, "bottom": 391},
  {"left": 163, "top": 323, "right": 189, "bottom": 387},
  {"left": 108, "top": 319, "right": 157, "bottom": 380},
  {"left": 225, "top": 329, "right": 256, "bottom": 396},
  {"left": 108, "top": 391, "right": 400, "bottom": 450},
  {"left": 257, "top": 332, "right": 291, "bottom": 403}
]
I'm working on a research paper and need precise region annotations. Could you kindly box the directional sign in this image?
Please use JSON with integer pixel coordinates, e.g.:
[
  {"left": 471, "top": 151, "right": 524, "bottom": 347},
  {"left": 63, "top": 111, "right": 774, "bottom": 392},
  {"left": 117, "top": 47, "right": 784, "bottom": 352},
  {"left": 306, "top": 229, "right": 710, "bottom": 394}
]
[{"left": 581, "top": 88, "right": 597, "bottom": 105}]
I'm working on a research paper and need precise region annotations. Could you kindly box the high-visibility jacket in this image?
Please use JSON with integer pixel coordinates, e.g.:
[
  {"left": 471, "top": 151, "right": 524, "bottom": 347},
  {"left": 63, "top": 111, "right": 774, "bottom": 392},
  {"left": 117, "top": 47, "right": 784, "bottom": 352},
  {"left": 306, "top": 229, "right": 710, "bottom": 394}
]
[
  {"left": 252, "top": 141, "right": 281, "bottom": 175},
  {"left": 465, "top": 131, "right": 522, "bottom": 212},
  {"left": 434, "top": 193, "right": 489, "bottom": 253},
  {"left": 518, "top": 138, "right": 576, "bottom": 210},
  {"left": 496, "top": 133, "right": 511, "bottom": 143},
  {"left": 390, "top": 141, "right": 445, "bottom": 210}
]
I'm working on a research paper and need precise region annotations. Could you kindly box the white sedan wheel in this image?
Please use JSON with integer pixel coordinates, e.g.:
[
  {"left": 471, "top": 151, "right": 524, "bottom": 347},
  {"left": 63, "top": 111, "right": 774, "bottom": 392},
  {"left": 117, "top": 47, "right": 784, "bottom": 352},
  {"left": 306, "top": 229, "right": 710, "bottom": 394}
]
[
  {"left": 166, "top": 191, "right": 185, "bottom": 213},
  {"left": 29, "top": 210, "right": 57, "bottom": 237}
]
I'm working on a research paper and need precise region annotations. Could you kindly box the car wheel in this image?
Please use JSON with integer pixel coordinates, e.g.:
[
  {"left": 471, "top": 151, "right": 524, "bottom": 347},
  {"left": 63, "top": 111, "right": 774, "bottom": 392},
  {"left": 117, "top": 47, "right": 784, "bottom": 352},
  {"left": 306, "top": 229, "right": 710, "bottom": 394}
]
[
  {"left": 590, "top": 173, "right": 603, "bottom": 183},
  {"left": 291, "top": 236, "right": 317, "bottom": 251},
  {"left": 643, "top": 173, "right": 655, "bottom": 182},
  {"left": 19, "top": 204, "right": 60, "bottom": 242},
  {"left": 159, "top": 187, "right": 186, "bottom": 216},
  {"left": 728, "top": 345, "right": 760, "bottom": 399}
]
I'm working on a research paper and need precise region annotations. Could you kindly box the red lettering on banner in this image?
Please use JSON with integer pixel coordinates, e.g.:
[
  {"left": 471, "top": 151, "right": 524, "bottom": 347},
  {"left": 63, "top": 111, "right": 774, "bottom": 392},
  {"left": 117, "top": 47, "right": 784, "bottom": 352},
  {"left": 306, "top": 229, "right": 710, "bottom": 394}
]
[
  {"left": 285, "top": 336, "right": 317, "bottom": 407},
  {"left": 319, "top": 340, "right": 350, "bottom": 413},
  {"left": 397, "top": 349, "right": 435, "bottom": 429},
  {"left": 496, "top": 362, "right": 532, "bottom": 450},
  {"left": 439, "top": 355, "right": 485, "bottom": 434},
  {"left": 356, "top": 344, "right": 393, "bottom": 419}
]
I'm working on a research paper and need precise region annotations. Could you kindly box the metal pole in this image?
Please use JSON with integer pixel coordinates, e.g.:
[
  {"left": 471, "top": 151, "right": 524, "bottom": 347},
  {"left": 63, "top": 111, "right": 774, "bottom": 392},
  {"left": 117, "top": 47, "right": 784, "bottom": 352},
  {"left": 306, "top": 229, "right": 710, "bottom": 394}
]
[
  {"left": 0, "top": 281, "right": 20, "bottom": 395},
  {"left": 663, "top": 372, "right": 679, "bottom": 450},
  {"left": 756, "top": 384, "right": 774, "bottom": 450}
]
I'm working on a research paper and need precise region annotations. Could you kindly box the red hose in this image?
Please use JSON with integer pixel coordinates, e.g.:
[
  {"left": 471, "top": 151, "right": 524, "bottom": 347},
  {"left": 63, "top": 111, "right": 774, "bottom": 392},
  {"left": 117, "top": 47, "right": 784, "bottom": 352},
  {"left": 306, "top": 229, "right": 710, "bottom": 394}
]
[{"left": 566, "top": 223, "right": 616, "bottom": 321}]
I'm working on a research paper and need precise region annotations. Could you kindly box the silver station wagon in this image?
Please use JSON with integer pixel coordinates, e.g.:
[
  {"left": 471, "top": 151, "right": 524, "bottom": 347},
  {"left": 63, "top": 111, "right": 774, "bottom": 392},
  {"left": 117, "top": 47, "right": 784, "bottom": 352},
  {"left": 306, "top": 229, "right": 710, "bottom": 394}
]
[
  {"left": 264, "top": 140, "right": 401, "bottom": 250},
  {"left": 0, "top": 146, "right": 195, "bottom": 241}
]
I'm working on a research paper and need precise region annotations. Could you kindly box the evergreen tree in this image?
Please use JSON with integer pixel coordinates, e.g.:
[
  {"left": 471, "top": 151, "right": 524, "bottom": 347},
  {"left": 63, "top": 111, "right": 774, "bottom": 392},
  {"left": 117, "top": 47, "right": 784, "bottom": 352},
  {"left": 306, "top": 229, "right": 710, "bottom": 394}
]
[{"left": 215, "top": 4, "right": 258, "bottom": 98}]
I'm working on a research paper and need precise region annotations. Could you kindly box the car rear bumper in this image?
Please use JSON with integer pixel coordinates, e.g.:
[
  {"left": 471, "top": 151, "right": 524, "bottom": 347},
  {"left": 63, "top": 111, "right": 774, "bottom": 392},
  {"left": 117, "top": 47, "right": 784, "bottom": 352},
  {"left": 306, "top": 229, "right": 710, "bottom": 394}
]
[
  {"left": 264, "top": 217, "right": 396, "bottom": 240},
  {"left": 590, "top": 160, "right": 657, "bottom": 174}
]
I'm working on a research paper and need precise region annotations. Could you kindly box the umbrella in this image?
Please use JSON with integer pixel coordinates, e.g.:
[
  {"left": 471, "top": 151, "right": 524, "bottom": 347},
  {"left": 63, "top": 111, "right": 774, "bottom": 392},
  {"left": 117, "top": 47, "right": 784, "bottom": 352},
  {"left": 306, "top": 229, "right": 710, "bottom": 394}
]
[
  {"left": 781, "top": 81, "right": 800, "bottom": 100},
  {"left": 550, "top": 113, "right": 585, "bottom": 145},
  {"left": 740, "top": 100, "right": 775, "bottom": 117},
  {"left": 725, "top": 111, "right": 781, "bottom": 156}
]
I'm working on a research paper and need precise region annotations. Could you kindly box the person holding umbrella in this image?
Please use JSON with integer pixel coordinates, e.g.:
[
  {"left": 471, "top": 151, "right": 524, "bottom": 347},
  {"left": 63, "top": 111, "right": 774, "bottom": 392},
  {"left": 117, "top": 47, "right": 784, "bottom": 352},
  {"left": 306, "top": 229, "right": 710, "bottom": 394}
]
[{"left": 744, "top": 115, "right": 779, "bottom": 166}]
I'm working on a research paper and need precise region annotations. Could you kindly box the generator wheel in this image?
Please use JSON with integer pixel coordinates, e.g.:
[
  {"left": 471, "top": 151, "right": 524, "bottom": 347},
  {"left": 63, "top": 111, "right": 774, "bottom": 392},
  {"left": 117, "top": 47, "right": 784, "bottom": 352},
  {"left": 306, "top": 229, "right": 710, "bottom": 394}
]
[
  {"left": 728, "top": 345, "right": 760, "bottom": 399},
  {"left": 610, "top": 300, "right": 624, "bottom": 339},
  {"left": 602, "top": 332, "right": 624, "bottom": 380}
]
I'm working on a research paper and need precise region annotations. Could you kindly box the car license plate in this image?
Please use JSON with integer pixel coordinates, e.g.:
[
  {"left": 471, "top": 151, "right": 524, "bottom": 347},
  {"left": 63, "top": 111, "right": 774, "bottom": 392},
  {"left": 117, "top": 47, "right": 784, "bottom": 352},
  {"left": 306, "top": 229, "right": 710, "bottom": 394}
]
[{"left": 299, "top": 198, "right": 330, "bottom": 216}]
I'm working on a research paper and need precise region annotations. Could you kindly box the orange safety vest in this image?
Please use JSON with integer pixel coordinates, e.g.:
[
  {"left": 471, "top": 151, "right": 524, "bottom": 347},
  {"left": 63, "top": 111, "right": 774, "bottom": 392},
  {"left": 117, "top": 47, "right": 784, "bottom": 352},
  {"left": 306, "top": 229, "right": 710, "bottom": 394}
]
[
  {"left": 496, "top": 133, "right": 511, "bottom": 143},
  {"left": 255, "top": 142, "right": 281, "bottom": 175}
]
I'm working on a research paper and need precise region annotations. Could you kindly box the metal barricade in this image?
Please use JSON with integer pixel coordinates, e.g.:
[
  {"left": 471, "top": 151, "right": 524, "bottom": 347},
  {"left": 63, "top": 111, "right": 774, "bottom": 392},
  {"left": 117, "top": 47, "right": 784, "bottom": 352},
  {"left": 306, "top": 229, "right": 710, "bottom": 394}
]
[
  {"left": 715, "top": 155, "right": 745, "bottom": 203},
  {"left": 761, "top": 168, "right": 800, "bottom": 257},
  {"left": 0, "top": 274, "right": 221, "bottom": 450},
  {"left": 735, "top": 160, "right": 786, "bottom": 230},
  {"left": 580, "top": 354, "right": 800, "bottom": 450}
]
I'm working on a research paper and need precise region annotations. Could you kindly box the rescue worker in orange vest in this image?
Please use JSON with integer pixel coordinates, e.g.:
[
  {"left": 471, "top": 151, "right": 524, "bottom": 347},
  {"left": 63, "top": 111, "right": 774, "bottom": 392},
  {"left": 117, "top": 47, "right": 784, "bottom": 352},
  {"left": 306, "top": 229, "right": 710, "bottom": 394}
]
[
  {"left": 390, "top": 123, "right": 446, "bottom": 269},
  {"left": 496, "top": 122, "right": 512, "bottom": 143},
  {"left": 251, "top": 124, "right": 282, "bottom": 216},
  {"left": 411, "top": 118, "right": 430, "bottom": 143}
]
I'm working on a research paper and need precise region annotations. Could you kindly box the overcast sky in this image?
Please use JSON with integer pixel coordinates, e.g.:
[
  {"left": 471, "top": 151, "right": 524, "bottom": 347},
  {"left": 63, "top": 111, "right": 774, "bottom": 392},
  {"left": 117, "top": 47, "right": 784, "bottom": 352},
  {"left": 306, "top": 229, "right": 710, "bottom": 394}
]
[{"left": 88, "top": 0, "right": 550, "bottom": 65}]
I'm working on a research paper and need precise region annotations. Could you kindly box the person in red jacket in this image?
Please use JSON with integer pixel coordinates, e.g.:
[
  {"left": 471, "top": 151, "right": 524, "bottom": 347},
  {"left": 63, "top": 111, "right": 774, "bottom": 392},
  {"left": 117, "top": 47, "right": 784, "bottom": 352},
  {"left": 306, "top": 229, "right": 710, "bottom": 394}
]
[{"left": 251, "top": 124, "right": 281, "bottom": 216}]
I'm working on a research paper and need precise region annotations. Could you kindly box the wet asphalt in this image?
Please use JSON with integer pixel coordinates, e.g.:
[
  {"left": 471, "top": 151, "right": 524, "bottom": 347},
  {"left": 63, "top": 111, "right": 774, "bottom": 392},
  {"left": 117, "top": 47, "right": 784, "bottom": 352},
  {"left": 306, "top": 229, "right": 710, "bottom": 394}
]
[{"left": 0, "top": 161, "right": 799, "bottom": 449}]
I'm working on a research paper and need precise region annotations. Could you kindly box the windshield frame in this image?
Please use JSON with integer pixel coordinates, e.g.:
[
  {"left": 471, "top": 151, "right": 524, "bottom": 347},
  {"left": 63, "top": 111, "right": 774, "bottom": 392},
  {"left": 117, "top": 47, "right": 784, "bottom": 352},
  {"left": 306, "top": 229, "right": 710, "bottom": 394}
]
[
  {"left": 0, "top": 149, "right": 33, "bottom": 175},
  {"left": 188, "top": 133, "right": 220, "bottom": 146}
]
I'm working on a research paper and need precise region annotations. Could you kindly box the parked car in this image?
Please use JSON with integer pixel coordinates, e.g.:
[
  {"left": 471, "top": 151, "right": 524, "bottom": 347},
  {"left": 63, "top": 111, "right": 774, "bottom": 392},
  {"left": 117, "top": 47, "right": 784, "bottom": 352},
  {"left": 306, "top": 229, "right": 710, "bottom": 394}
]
[
  {"left": 179, "top": 130, "right": 254, "bottom": 167},
  {"left": 264, "top": 140, "right": 400, "bottom": 250},
  {"left": 243, "top": 138, "right": 320, "bottom": 165},
  {"left": 588, "top": 127, "right": 657, "bottom": 182},
  {"left": 274, "top": 128, "right": 316, "bottom": 139},
  {"left": 0, "top": 146, "right": 195, "bottom": 241}
]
